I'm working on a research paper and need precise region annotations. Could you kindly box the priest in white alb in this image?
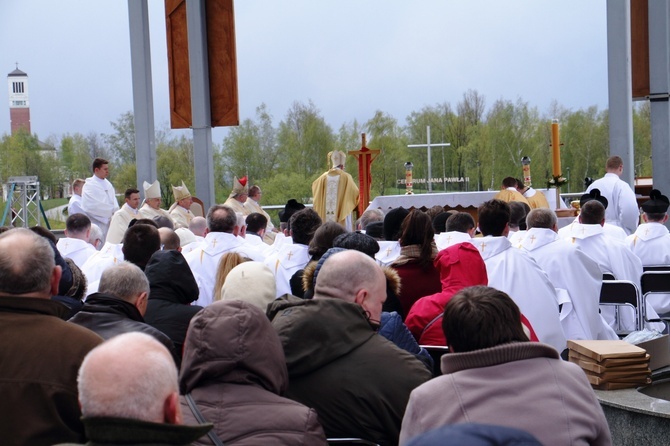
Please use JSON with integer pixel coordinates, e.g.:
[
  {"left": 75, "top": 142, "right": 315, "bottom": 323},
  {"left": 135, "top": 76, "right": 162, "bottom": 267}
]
[
  {"left": 312, "top": 150, "right": 359, "bottom": 231},
  {"left": 521, "top": 208, "right": 618, "bottom": 340},
  {"left": 469, "top": 199, "right": 567, "bottom": 352},
  {"left": 434, "top": 212, "right": 475, "bottom": 251},
  {"left": 185, "top": 205, "right": 264, "bottom": 307},
  {"left": 106, "top": 188, "right": 141, "bottom": 245},
  {"left": 263, "top": 208, "right": 321, "bottom": 297},
  {"left": 626, "top": 189, "right": 670, "bottom": 315},
  {"left": 558, "top": 189, "right": 627, "bottom": 241},
  {"left": 81, "top": 158, "right": 119, "bottom": 241},
  {"left": 566, "top": 199, "right": 662, "bottom": 332},
  {"left": 56, "top": 213, "right": 97, "bottom": 268}
]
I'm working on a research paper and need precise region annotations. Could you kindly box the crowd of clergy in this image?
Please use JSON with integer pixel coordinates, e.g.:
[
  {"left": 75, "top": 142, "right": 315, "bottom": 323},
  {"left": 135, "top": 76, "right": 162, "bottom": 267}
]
[{"left": 2, "top": 154, "right": 668, "bottom": 445}]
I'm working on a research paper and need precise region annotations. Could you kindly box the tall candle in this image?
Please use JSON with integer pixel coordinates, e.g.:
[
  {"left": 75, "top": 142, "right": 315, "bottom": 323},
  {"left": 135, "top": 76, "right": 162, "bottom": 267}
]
[{"left": 551, "top": 119, "right": 561, "bottom": 178}]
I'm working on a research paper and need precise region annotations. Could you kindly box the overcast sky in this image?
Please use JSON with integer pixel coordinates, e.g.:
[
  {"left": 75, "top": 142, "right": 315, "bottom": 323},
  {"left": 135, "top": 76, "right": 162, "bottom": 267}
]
[{"left": 1, "top": 0, "right": 608, "bottom": 144}]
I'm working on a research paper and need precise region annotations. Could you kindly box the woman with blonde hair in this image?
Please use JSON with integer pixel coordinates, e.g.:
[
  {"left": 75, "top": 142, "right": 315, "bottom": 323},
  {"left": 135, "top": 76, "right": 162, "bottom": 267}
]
[{"left": 212, "top": 252, "right": 250, "bottom": 302}]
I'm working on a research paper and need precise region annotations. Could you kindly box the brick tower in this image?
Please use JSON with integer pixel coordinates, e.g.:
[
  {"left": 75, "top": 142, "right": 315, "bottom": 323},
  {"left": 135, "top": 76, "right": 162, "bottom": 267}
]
[{"left": 8, "top": 65, "right": 31, "bottom": 134}]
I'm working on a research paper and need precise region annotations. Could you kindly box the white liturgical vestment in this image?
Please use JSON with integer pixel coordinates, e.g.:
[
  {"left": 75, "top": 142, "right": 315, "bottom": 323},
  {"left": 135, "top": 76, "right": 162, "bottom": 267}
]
[
  {"left": 520, "top": 228, "right": 618, "bottom": 341},
  {"left": 81, "top": 176, "right": 119, "bottom": 239},
  {"left": 139, "top": 203, "right": 172, "bottom": 221},
  {"left": 244, "top": 198, "right": 275, "bottom": 232},
  {"left": 376, "top": 240, "right": 401, "bottom": 266},
  {"left": 566, "top": 222, "right": 662, "bottom": 331},
  {"left": 81, "top": 242, "right": 124, "bottom": 297},
  {"left": 106, "top": 204, "right": 139, "bottom": 245},
  {"left": 586, "top": 173, "right": 640, "bottom": 235},
  {"left": 170, "top": 205, "right": 193, "bottom": 229},
  {"left": 558, "top": 218, "right": 627, "bottom": 241},
  {"left": 469, "top": 236, "right": 567, "bottom": 352},
  {"left": 186, "top": 232, "right": 264, "bottom": 307},
  {"left": 434, "top": 231, "right": 472, "bottom": 251},
  {"left": 68, "top": 194, "right": 84, "bottom": 216},
  {"left": 626, "top": 222, "right": 670, "bottom": 314},
  {"left": 264, "top": 243, "right": 310, "bottom": 298},
  {"left": 56, "top": 237, "right": 97, "bottom": 269}
]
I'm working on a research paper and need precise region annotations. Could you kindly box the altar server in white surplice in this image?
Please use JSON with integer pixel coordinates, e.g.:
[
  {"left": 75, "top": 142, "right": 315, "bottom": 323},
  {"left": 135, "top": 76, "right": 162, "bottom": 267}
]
[
  {"left": 586, "top": 155, "right": 640, "bottom": 235},
  {"left": 567, "top": 200, "right": 662, "bottom": 332},
  {"left": 558, "top": 189, "right": 627, "bottom": 241},
  {"left": 57, "top": 213, "right": 97, "bottom": 268},
  {"left": 521, "top": 208, "right": 618, "bottom": 341},
  {"left": 106, "top": 188, "right": 141, "bottom": 245},
  {"left": 81, "top": 158, "right": 119, "bottom": 241},
  {"left": 434, "top": 212, "right": 475, "bottom": 251},
  {"left": 626, "top": 189, "right": 670, "bottom": 314},
  {"left": 185, "top": 205, "right": 264, "bottom": 308},
  {"left": 470, "top": 199, "right": 567, "bottom": 352},
  {"left": 264, "top": 208, "right": 322, "bottom": 297},
  {"left": 139, "top": 180, "right": 172, "bottom": 221},
  {"left": 67, "top": 178, "right": 85, "bottom": 216}
]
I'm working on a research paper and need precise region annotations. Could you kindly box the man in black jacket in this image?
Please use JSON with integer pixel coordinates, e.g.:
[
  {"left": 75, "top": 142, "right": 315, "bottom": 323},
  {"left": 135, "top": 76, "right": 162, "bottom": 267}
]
[
  {"left": 144, "top": 250, "right": 202, "bottom": 358},
  {"left": 268, "top": 250, "right": 432, "bottom": 445},
  {"left": 69, "top": 261, "right": 179, "bottom": 365}
]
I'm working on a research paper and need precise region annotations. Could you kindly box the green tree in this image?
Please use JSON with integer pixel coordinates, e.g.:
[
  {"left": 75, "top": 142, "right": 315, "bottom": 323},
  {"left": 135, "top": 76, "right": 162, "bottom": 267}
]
[
  {"left": 276, "top": 101, "right": 335, "bottom": 178},
  {"left": 104, "top": 111, "right": 136, "bottom": 164}
]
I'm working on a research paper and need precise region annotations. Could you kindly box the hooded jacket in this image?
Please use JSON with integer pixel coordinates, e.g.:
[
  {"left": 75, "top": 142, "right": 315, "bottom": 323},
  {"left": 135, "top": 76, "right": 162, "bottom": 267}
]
[
  {"left": 267, "top": 296, "right": 432, "bottom": 446},
  {"left": 144, "top": 250, "right": 202, "bottom": 355},
  {"left": 406, "top": 243, "right": 489, "bottom": 345},
  {"left": 69, "top": 293, "right": 179, "bottom": 365},
  {"left": 406, "top": 243, "right": 538, "bottom": 346},
  {"left": 179, "top": 300, "right": 327, "bottom": 445}
]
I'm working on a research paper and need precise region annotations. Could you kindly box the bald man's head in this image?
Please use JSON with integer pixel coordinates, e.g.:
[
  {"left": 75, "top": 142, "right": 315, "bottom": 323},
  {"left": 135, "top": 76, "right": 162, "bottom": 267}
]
[
  {"left": 0, "top": 228, "right": 60, "bottom": 297},
  {"left": 315, "top": 250, "right": 387, "bottom": 324},
  {"left": 189, "top": 216, "right": 207, "bottom": 237},
  {"left": 77, "top": 332, "right": 180, "bottom": 424}
]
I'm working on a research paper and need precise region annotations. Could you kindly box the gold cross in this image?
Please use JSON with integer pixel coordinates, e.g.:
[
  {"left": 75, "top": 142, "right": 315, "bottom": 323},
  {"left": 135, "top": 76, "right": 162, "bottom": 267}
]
[
  {"left": 480, "top": 242, "right": 486, "bottom": 253},
  {"left": 644, "top": 228, "right": 649, "bottom": 236},
  {"left": 529, "top": 235, "right": 536, "bottom": 244},
  {"left": 286, "top": 251, "right": 293, "bottom": 260},
  {"left": 386, "top": 246, "right": 392, "bottom": 256},
  {"left": 211, "top": 239, "right": 217, "bottom": 247},
  {"left": 446, "top": 235, "right": 452, "bottom": 244}
]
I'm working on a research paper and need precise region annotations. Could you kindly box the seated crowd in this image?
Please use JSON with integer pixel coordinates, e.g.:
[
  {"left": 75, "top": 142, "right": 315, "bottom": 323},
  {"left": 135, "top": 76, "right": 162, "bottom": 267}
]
[{"left": 5, "top": 181, "right": 667, "bottom": 445}]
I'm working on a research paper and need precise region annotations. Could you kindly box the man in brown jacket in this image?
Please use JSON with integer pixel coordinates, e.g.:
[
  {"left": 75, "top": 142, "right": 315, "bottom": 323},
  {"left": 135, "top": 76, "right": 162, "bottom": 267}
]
[{"left": 0, "top": 228, "right": 103, "bottom": 445}]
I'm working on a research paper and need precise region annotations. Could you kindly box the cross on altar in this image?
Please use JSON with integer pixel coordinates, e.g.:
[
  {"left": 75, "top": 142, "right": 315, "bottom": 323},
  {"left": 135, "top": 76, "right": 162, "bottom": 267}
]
[
  {"left": 349, "top": 133, "right": 380, "bottom": 215},
  {"left": 408, "top": 125, "right": 450, "bottom": 193}
]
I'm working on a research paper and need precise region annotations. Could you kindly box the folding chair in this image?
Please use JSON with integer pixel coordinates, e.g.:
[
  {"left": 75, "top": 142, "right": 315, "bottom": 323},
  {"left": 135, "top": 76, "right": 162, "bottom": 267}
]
[
  {"left": 327, "top": 439, "right": 380, "bottom": 445},
  {"left": 643, "top": 264, "right": 670, "bottom": 272},
  {"left": 641, "top": 270, "right": 670, "bottom": 329},
  {"left": 599, "top": 280, "right": 644, "bottom": 335},
  {"left": 420, "top": 345, "right": 450, "bottom": 377}
]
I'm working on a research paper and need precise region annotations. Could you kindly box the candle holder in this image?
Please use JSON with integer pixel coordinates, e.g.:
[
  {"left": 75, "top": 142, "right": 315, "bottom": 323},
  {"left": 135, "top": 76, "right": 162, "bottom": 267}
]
[{"left": 404, "top": 162, "right": 414, "bottom": 195}]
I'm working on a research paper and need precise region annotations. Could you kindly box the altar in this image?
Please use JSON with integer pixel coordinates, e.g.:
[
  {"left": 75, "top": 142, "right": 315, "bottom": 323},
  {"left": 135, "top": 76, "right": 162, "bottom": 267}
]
[{"left": 366, "top": 189, "right": 573, "bottom": 228}]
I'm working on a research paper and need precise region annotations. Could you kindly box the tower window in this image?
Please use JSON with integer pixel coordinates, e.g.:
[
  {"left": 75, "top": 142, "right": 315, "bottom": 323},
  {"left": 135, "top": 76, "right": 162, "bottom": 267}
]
[{"left": 12, "top": 82, "right": 25, "bottom": 94}]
